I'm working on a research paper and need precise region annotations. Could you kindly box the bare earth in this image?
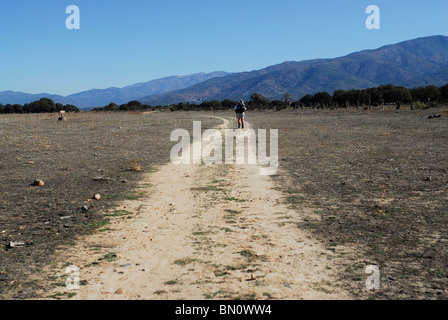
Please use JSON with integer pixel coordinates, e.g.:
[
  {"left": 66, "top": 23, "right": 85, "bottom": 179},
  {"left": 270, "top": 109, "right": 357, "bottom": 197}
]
[{"left": 42, "top": 116, "right": 351, "bottom": 300}]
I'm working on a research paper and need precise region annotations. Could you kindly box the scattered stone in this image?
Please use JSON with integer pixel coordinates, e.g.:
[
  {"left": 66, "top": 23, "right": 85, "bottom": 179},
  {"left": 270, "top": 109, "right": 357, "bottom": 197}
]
[
  {"left": 32, "top": 179, "right": 45, "bottom": 186},
  {"left": 7, "top": 241, "right": 25, "bottom": 248},
  {"left": 59, "top": 216, "right": 72, "bottom": 220},
  {"left": 115, "top": 288, "right": 123, "bottom": 294},
  {"left": 120, "top": 263, "right": 132, "bottom": 268},
  {"left": 246, "top": 274, "right": 256, "bottom": 281},
  {"left": 81, "top": 205, "right": 89, "bottom": 212},
  {"left": 94, "top": 194, "right": 101, "bottom": 200}
]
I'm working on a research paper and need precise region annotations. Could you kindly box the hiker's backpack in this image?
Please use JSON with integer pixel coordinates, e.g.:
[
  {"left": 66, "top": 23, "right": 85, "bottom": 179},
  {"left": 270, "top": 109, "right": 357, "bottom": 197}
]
[{"left": 235, "top": 103, "right": 245, "bottom": 113}]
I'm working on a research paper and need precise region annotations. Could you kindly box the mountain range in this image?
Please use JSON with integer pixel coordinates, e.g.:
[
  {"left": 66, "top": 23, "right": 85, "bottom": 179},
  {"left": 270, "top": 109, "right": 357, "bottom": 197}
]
[
  {"left": 0, "top": 72, "right": 230, "bottom": 109},
  {"left": 65, "top": 71, "right": 230, "bottom": 107},
  {"left": 0, "top": 91, "right": 81, "bottom": 107},
  {"left": 1, "top": 35, "right": 447, "bottom": 108},
  {"left": 139, "top": 35, "right": 448, "bottom": 105}
]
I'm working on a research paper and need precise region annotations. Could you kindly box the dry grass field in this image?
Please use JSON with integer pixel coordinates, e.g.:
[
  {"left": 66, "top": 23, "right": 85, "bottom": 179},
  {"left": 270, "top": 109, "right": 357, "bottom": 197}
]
[
  {"left": 249, "top": 106, "right": 448, "bottom": 299},
  {"left": 0, "top": 106, "right": 447, "bottom": 300},
  {"left": 0, "top": 111, "right": 220, "bottom": 298}
]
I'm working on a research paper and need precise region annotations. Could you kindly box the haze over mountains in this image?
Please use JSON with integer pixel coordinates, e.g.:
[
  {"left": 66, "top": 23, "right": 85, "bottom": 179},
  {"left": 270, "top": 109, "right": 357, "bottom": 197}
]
[
  {"left": 66, "top": 71, "right": 230, "bottom": 107},
  {"left": 1, "top": 35, "right": 447, "bottom": 108},
  {"left": 0, "top": 72, "right": 231, "bottom": 109},
  {"left": 0, "top": 91, "right": 80, "bottom": 108}
]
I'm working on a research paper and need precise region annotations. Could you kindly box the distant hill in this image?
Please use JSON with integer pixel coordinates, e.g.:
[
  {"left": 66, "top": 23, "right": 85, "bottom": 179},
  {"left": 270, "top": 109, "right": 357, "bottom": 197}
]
[
  {"left": 0, "top": 91, "right": 83, "bottom": 107},
  {"left": 66, "top": 71, "right": 231, "bottom": 107},
  {"left": 139, "top": 35, "right": 448, "bottom": 105},
  {"left": 0, "top": 71, "right": 231, "bottom": 108}
]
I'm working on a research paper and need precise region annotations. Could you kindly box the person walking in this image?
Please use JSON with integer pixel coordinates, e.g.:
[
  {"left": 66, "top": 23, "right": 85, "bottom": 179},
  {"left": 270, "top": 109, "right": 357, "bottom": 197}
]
[{"left": 234, "top": 99, "right": 246, "bottom": 129}]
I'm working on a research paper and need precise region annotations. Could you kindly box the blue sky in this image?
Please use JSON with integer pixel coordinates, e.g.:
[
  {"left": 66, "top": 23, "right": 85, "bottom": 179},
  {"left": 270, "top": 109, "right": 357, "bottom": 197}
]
[{"left": 0, "top": 0, "right": 447, "bottom": 96}]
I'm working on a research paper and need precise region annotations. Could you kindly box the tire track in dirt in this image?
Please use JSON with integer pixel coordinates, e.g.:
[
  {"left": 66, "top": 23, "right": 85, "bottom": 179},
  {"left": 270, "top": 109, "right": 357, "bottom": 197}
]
[{"left": 42, "top": 116, "right": 350, "bottom": 300}]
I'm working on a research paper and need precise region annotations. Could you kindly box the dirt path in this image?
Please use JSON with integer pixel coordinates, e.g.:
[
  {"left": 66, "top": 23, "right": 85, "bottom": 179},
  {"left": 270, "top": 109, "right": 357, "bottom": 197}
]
[{"left": 43, "top": 116, "right": 350, "bottom": 300}]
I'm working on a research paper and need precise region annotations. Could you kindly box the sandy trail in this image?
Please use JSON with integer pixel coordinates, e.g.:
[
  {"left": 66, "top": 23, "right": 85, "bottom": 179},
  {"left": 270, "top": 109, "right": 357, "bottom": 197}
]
[{"left": 44, "top": 116, "right": 350, "bottom": 300}]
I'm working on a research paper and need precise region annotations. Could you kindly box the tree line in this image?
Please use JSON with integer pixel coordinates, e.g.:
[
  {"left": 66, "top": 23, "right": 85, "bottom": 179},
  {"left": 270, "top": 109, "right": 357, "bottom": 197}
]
[
  {"left": 1, "top": 83, "right": 447, "bottom": 114},
  {"left": 93, "top": 83, "right": 448, "bottom": 112},
  {"left": 296, "top": 83, "right": 448, "bottom": 110},
  {"left": 0, "top": 98, "right": 80, "bottom": 114},
  {"left": 91, "top": 99, "right": 239, "bottom": 112}
]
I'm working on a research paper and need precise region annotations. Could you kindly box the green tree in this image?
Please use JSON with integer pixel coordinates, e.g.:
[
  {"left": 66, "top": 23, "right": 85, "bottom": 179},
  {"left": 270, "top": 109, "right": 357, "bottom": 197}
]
[
  {"left": 359, "top": 90, "right": 370, "bottom": 105},
  {"left": 299, "top": 94, "right": 313, "bottom": 107},
  {"left": 411, "top": 85, "right": 440, "bottom": 102},
  {"left": 26, "top": 98, "right": 56, "bottom": 113},
  {"left": 127, "top": 100, "right": 144, "bottom": 110},
  {"left": 200, "top": 100, "right": 222, "bottom": 110},
  {"left": 270, "top": 99, "right": 285, "bottom": 111},
  {"left": 333, "top": 90, "right": 351, "bottom": 106},
  {"left": 23, "top": 103, "right": 32, "bottom": 113},
  {"left": 104, "top": 102, "right": 119, "bottom": 111},
  {"left": 378, "top": 84, "right": 411, "bottom": 103},
  {"left": 367, "top": 87, "right": 382, "bottom": 106},
  {"left": 3, "top": 104, "right": 14, "bottom": 113},
  {"left": 63, "top": 104, "right": 80, "bottom": 112},
  {"left": 441, "top": 83, "right": 448, "bottom": 101},
  {"left": 55, "top": 103, "right": 64, "bottom": 111},
  {"left": 312, "top": 92, "right": 332, "bottom": 107},
  {"left": 411, "top": 86, "right": 425, "bottom": 102},
  {"left": 221, "top": 99, "right": 237, "bottom": 109},
  {"left": 424, "top": 85, "right": 441, "bottom": 102},
  {"left": 13, "top": 104, "right": 24, "bottom": 113},
  {"left": 249, "top": 93, "right": 270, "bottom": 109}
]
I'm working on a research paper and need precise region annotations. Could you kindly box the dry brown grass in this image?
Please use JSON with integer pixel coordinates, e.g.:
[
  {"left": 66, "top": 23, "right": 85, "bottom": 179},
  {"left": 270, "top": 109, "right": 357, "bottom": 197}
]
[
  {"left": 0, "top": 110, "right": 220, "bottom": 299},
  {"left": 248, "top": 105, "right": 448, "bottom": 299},
  {"left": 1, "top": 107, "right": 447, "bottom": 300}
]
